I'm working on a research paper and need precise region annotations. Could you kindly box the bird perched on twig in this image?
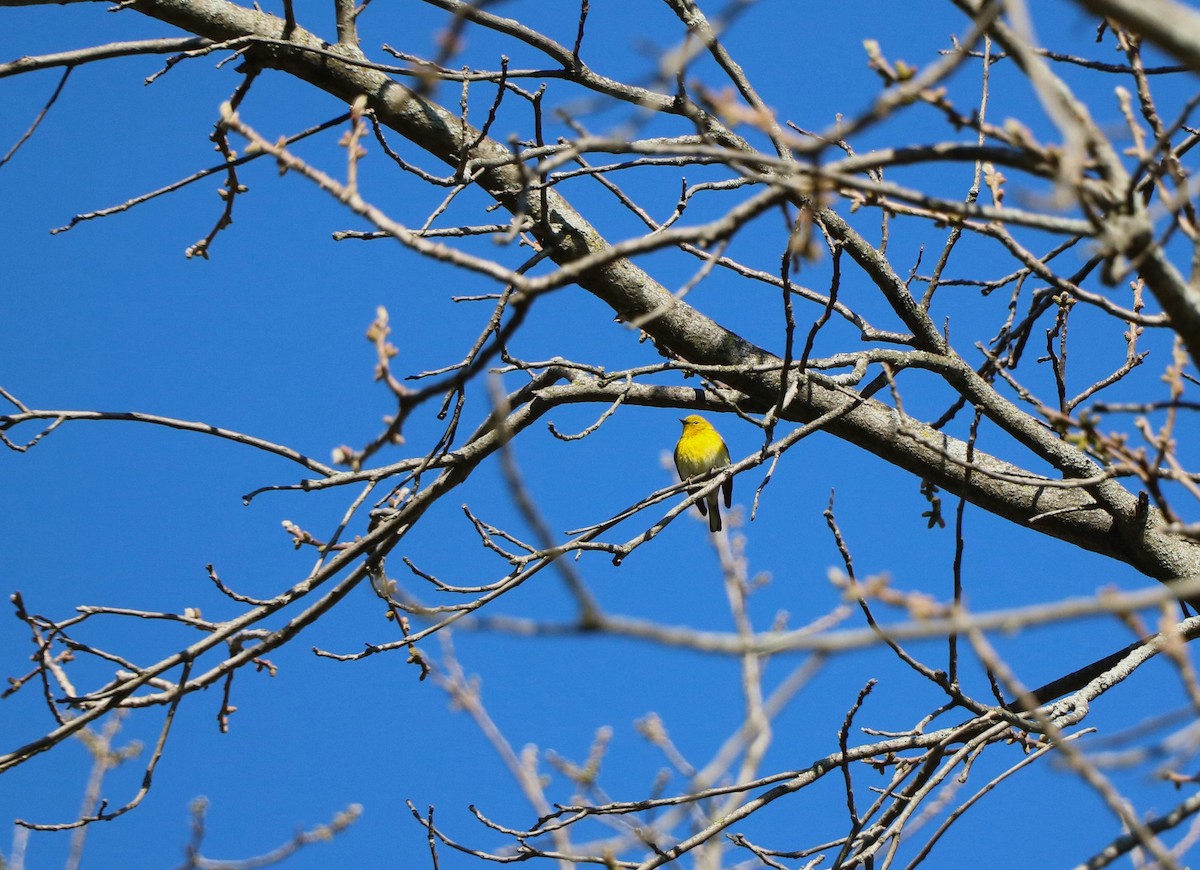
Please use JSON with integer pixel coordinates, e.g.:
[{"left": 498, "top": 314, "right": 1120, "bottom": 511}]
[{"left": 674, "top": 415, "right": 732, "bottom": 533}]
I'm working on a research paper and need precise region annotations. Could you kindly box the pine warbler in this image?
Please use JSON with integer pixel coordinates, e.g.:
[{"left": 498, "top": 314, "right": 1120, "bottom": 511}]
[{"left": 674, "top": 415, "right": 732, "bottom": 533}]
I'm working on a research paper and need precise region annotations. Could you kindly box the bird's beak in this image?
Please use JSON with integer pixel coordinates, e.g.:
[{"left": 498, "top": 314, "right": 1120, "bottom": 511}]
[{"left": 678, "top": 418, "right": 686, "bottom": 424}]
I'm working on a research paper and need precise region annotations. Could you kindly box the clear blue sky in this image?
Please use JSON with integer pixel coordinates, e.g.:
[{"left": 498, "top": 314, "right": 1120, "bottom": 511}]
[{"left": 2, "top": 1, "right": 1196, "bottom": 868}]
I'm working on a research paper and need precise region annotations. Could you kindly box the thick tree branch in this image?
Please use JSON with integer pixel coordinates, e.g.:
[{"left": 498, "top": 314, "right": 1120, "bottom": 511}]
[{"left": 76, "top": 0, "right": 1198, "bottom": 594}]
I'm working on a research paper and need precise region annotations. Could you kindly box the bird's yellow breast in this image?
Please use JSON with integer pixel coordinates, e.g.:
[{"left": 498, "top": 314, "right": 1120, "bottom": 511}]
[{"left": 675, "top": 426, "right": 728, "bottom": 477}]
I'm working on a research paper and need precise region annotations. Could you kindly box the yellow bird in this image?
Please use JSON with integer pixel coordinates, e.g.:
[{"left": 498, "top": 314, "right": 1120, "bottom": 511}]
[{"left": 674, "top": 415, "right": 732, "bottom": 533}]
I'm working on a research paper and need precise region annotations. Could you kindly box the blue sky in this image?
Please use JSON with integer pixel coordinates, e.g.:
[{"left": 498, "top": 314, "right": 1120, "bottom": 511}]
[{"left": 3, "top": 1, "right": 1198, "bottom": 868}]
